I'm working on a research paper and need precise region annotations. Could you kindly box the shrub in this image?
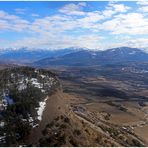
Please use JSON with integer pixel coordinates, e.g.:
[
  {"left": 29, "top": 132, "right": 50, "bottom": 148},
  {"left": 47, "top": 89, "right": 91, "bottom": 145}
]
[
  {"left": 46, "top": 121, "right": 54, "bottom": 128},
  {"left": 73, "top": 129, "right": 81, "bottom": 136},
  {"left": 42, "top": 129, "right": 48, "bottom": 136},
  {"left": 64, "top": 117, "right": 70, "bottom": 124},
  {"left": 60, "top": 124, "right": 67, "bottom": 129},
  {"left": 69, "top": 137, "right": 78, "bottom": 147},
  {"left": 132, "top": 139, "right": 143, "bottom": 147}
]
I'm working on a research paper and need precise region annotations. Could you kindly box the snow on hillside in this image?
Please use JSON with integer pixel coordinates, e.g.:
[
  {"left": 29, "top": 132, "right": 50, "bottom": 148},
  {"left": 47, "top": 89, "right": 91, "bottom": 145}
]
[
  {"left": 0, "top": 67, "right": 59, "bottom": 123},
  {"left": 37, "top": 97, "right": 48, "bottom": 121}
]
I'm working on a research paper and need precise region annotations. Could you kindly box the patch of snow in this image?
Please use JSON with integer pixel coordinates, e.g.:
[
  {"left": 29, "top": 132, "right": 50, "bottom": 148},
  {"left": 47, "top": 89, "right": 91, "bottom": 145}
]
[
  {"left": 0, "top": 122, "right": 5, "bottom": 127},
  {"left": 129, "top": 51, "right": 136, "bottom": 55},
  {"left": 34, "top": 69, "right": 39, "bottom": 73},
  {"left": 27, "top": 114, "right": 35, "bottom": 126},
  {"left": 19, "top": 145, "right": 26, "bottom": 147},
  {"left": 0, "top": 135, "right": 6, "bottom": 142},
  {"left": 33, "top": 123, "right": 39, "bottom": 128},
  {"left": 49, "top": 77, "right": 54, "bottom": 81},
  {"left": 131, "top": 69, "right": 148, "bottom": 74},
  {"left": 0, "top": 136, "right": 5, "bottom": 139},
  {"left": 41, "top": 89, "right": 45, "bottom": 93},
  {"left": 91, "top": 52, "right": 97, "bottom": 56},
  {"left": 36, "top": 97, "right": 48, "bottom": 121},
  {"left": 30, "top": 78, "right": 43, "bottom": 88},
  {"left": 111, "top": 49, "right": 115, "bottom": 52},
  {"left": 18, "top": 83, "right": 27, "bottom": 91},
  {"left": 25, "top": 78, "right": 29, "bottom": 82},
  {"left": 22, "top": 119, "right": 27, "bottom": 122},
  {"left": 40, "top": 74, "right": 46, "bottom": 78},
  {"left": 10, "top": 73, "right": 14, "bottom": 78},
  {"left": 28, "top": 116, "right": 34, "bottom": 123},
  {"left": 31, "top": 78, "right": 37, "bottom": 82},
  {"left": 141, "top": 70, "right": 148, "bottom": 73}
]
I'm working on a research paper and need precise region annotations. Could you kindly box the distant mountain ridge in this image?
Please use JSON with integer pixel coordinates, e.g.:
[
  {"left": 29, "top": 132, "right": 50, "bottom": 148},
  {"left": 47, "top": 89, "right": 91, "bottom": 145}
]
[
  {"left": 0, "top": 47, "right": 83, "bottom": 64},
  {"left": 33, "top": 47, "right": 148, "bottom": 67},
  {"left": 0, "top": 47, "right": 148, "bottom": 67}
]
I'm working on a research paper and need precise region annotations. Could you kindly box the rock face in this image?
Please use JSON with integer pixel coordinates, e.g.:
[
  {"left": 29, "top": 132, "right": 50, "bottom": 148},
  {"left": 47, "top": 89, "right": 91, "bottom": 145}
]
[{"left": 0, "top": 66, "right": 60, "bottom": 146}]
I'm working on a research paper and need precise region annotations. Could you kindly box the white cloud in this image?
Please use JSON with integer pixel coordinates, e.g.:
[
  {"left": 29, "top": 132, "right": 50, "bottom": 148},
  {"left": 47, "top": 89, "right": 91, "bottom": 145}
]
[
  {"left": 102, "top": 3, "right": 130, "bottom": 19},
  {"left": 138, "top": 6, "right": 148, "bottom": 13},
  {"left": 102, "top": 9, "right": 115, "bottom": 18},
  {"left": 0, "top": 10, "right": 29, "bottom": 32},
  {"left": 8, "top": 34, "right": 103, "bottom": 50},
  {"left": 31, "top": 13, "right": 40, "bottom": 17},
  {"left": 137, "top": 1, "right": 148, "bottom": 13},
  {"left": 100, "top": 12, "right": 148, "bottom": 35},
  {"left": 59, "top": 2, "right": 86, "bottom": 15},
  {"left": 108, "top": 3, "right": 130, "bottom": 13},
  {"left": 136, "top": 1, "right": 148, "bottom": 6},
  {"left": 99, "top": 38, "right": 148, "bottom": 50},
  {"left": 124, "top": 38, "right": 148, "bottom": 49},
  {"left": 0, "top": 10, "right": 19, "bottom": 20},
  {"left": 15, "top": 8, "right": 27, "bottom": 14}
]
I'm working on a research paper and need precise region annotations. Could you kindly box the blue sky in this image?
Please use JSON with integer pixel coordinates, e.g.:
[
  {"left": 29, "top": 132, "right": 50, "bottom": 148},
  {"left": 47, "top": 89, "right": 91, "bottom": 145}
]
[{"left": 0, "top": 1, "right": 148, "bottom": 50}]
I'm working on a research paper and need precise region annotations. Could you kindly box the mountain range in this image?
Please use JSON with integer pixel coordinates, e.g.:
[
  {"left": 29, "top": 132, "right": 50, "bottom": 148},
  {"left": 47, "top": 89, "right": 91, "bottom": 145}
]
[
  {"left": 33, "top": 47, "right": 148, "bottom": 67},
  {"left": 0, "top": 47, "right": 81, "bottom": 64},
  {"left": 0, "top": 47, "right": 148, "bottom": 67}
]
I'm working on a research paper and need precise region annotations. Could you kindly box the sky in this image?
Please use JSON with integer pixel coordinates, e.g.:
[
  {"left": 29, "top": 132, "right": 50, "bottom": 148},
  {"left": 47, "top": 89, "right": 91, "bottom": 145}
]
[{"left": 0, "top": 1, "right": 148, "bottom": 50}]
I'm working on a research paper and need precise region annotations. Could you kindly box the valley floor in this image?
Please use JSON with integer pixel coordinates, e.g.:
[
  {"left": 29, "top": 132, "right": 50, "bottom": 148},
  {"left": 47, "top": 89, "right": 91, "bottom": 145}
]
[
  {"left": 28, "top": 90, "right": 148, "bottom": 146},
  {"left": 46, "top": 66, "right": 148, "bottom": 146}
]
